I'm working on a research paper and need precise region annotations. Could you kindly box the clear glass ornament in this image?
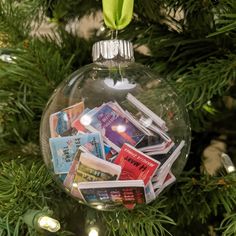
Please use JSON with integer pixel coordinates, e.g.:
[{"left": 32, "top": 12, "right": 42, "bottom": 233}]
[{"left": 40, "top": 40, "right": 191, "bottom": 211}]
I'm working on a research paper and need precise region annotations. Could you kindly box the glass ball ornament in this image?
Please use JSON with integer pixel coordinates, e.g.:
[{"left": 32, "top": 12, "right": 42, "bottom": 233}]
[{"left": 40, "top": 39, "right": 191, "bottom": 211}]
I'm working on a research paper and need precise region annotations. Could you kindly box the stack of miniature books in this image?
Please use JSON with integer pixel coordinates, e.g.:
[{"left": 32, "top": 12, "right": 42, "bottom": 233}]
[{"left": 49, "top": 93, "right": 185, "bottom": 210}]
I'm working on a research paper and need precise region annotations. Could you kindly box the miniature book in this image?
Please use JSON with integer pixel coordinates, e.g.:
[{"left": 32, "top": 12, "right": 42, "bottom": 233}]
[
  {"left": 64, "top": 150, "right": 121, "bottom": 189},
  {"left": 78, "top": 180, "right": 146, "bottom": 209},
  {"left": 114, "top": 143, "right": 160, "bottom": 185},
  {"left": 50, "top": 102, "right": 84, "bottom": 137},
  {"left": 49, "top": 132, "right": 105, "bottom": 174}
]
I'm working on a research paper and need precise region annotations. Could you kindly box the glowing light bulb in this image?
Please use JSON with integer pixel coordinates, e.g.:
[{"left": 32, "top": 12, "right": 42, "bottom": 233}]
[
  {"left": 88, "top": 228, "right": 99, "bottom": 236},
  {"left": 116, "top": 124, "right": 126, "bottom": 133},
  {"left": 0, "top": 54, "right": 16, "bottom": 63},
  {"left": 80, "top": 114, "right": 92, "bottom": 126},
  {"left": 37, "top": 216, "right": 60, "bottom": 232},
  {"left": 221, "top": 153, "right": 236, "bottom": 174}
]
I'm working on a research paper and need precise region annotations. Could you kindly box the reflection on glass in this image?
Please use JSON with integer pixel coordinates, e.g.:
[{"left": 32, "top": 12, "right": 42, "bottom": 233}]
[
  {"left": 80, "top": 114, "right": 92, "bottom": 126},
  {"left": 104, "top": 78, "right": 136, "bottom": 90}
]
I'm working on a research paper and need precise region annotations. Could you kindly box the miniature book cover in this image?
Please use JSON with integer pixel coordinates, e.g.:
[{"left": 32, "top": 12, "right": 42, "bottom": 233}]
[
  {"left": 109, "top": 101, "right": 153, "bottom": 136},
  {"left": 50, "top": 102, "right": 84, "bottom": 137},
  {"left": 72, "top": 107, "right": 117, "bottom": 160},
  {"left": 71, "top": 108, "right": 95, "bottom": 134},
  {"left": 114, "top": 143, "right": 160, "bottom": 185},
  {"left": 78, "top": 180, "right": 146, "bottom": 210},
  {"left": 63, "top": 150, "right": 121, "bottom": 189},
  {"left": 73, "top": 151, "right": 121, "bottom": 182},
  {"left": 49, "top": 132, "right": 105, "bottom": 174},
  {"left": 82, "top": 103, "right": 145, "bottom": 150}
]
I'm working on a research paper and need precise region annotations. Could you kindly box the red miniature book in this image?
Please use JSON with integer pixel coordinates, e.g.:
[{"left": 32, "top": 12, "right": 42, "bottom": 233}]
[{"left": 114, "top": 143, "right": 160, "bottom": 185}]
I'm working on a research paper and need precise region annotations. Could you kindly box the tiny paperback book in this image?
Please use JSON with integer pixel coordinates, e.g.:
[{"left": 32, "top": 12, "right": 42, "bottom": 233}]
[
  {"left": 49, "top": 132, "right": 105, "bottom": 174},
  {"left": 138, "top": 116, "right": 171, "bottom": 143},
  {"left": 114, "top": 143, "right": 160, "bottom": 185},
  {"left": 72, "top": 108, "right": 117, "bottom": 160},
  {"left": 71, "top": 108, "right": 91, "bottom": 134},
  {"left": 64, "top": 150, "right": 121, "bottom": 191},
  {"left": 154, "top": 171, "right": 176, "bottom": 197},
  {"left": 145, "top": 181, "right": 156, "bottom": 203},
  {"left": 63, "top": 156, "right": 83, "bottom": 199},
  {"left": 152, "top": 141, "right": 185, "bottom": 188},
  {"left": 126, "top": 93, "right": 167, "bottom": 131},
  {"left": 50, "top": 102, "right": 84, "bottom": 137},
  {"left": 109, "top": 101, "right": 153, "bottom": 136},
  {"left": 81, "top": 103, "right": 145, "bottom": 151},
  {"left": 151, "top": 140, "right": 185, "bottom": 186},
  {"left": 152, "top": 140, "right": 185, "bottom": 169},
  {"left": 78, "top": 180, "right": 146, "bottom": 210},
  {"left": 139, "top": 141, "right": 174, "bottom": 156}
]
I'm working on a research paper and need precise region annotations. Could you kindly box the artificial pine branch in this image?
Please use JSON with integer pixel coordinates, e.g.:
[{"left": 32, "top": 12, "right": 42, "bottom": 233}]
[
  {"left": 0, "top": 37, "right": 76, "bottom": 144},
  {"left": 219, "top": 212, "right": 236, "bottom": 236},
  {"left": 166, "top": 171, "right": 236, "bottom": 229},
  {"left": 177, "top": 55, "right": 236, "bottom": 108},
  {"left": 0, "top": 159, "right": 52, "bottom": 235},
  {"left": 100, "top": 199, "right": 175, "bottom": 236}
]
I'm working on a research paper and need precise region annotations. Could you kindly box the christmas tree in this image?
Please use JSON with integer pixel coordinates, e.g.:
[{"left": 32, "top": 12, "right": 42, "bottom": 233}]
[{"left": 0, "top": 0, "right": 236, "bottom": 235}]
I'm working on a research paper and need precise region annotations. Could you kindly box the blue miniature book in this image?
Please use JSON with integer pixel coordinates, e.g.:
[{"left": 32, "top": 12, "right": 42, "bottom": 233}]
[{"left": 49, "top": 132, "right": 105, "bottom": 174}]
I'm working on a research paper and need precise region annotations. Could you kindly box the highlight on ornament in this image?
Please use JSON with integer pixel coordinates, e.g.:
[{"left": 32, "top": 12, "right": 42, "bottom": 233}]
[{"left": 40, "top": 39, "right": 191, "bottom": 210}]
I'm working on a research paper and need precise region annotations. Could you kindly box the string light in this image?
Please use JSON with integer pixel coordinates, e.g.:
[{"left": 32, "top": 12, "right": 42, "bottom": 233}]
[
  {"left": 22, "top": 209, "right": 60, "bottom": 233},
  {"left": 85, "top": 209, "right": 100, "bottom": 236},
  {"left": 37, "top": 216, "right": 61, "bottom": 232},
  {"left": 221, "top": 153, "right": 236, "bottom": 174},
  {"left": 88, "top": 227, "right": 99, "bottom": 236},
  {"left": 0, "top": 54, "right": 16, "bottom": 63}
]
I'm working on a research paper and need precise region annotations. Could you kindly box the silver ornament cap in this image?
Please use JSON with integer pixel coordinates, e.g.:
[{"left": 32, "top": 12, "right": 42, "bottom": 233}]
[{"left": 92, "top": 40, "right": 134, "bottom": 62}]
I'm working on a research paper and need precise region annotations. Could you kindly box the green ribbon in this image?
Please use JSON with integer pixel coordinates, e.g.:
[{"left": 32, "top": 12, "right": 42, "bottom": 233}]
[{"left": 102, "top": 0, "right": 134, "bottom": 30}]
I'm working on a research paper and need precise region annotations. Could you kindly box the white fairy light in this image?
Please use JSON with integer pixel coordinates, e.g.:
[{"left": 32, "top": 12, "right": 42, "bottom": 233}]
[
  {"left": 0, "top": 54, "right": 16, "bottom": 63},
  {"left": 88, "top": 228, "right": 99, "bottom": 236},
  {"left": 221, "top": 153, "right": 236, "bottom": 174},
  {"left": 37, "top": 216, "right": 60, "bottom": 232}
]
